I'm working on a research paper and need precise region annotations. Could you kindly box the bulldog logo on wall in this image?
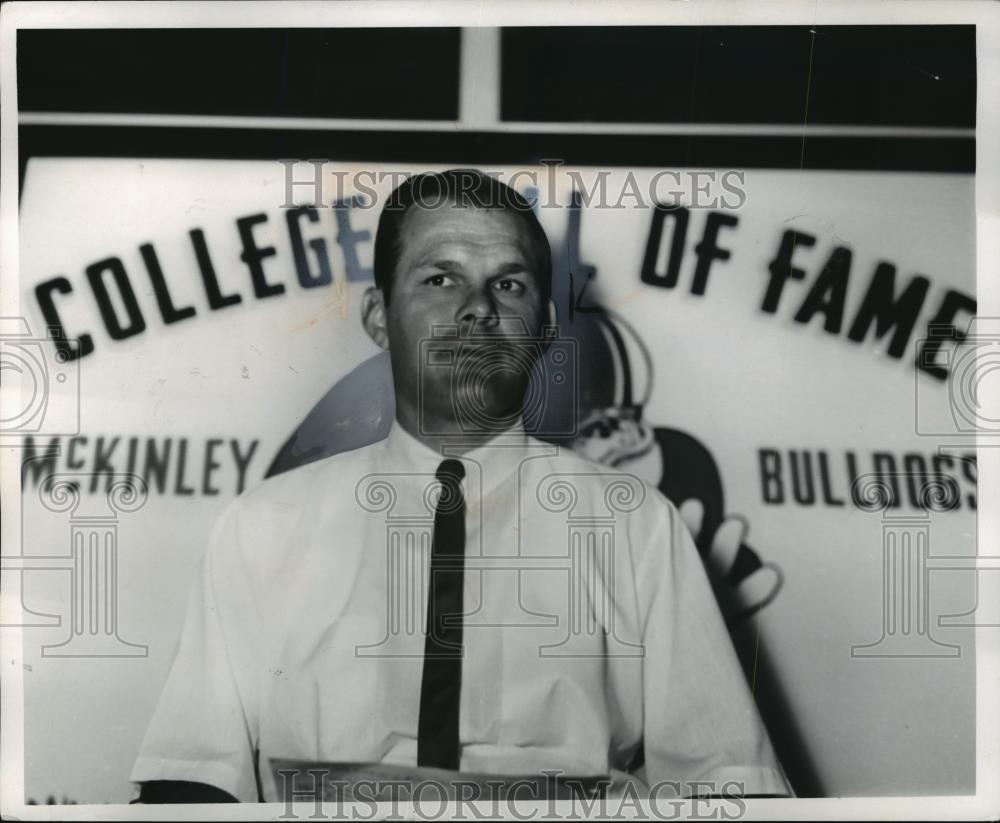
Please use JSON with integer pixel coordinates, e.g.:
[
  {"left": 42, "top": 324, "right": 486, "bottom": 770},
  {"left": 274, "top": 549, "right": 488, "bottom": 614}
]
[{"left": 267, "top": 199, "right": 783, "bottom": 627}]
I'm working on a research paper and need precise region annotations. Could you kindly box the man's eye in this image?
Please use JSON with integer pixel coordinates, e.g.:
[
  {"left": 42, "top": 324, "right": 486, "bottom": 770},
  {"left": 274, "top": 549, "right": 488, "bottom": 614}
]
[
  {"left": 494, "top": 279, "right": 525, "bottom": 294},
  {"left": 424, "top": 274, "right": 455, "bottom": 287}
]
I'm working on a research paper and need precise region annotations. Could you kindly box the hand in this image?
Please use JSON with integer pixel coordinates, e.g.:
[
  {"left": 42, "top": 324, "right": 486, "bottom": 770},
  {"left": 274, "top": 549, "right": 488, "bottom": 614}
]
[{"left": 678, "top": 499, "right": 783, "bottom": 624}]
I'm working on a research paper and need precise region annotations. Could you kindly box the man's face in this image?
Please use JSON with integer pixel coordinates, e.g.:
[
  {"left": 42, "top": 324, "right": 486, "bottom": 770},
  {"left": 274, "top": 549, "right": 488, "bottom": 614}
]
[{"left": 376, "top": 202, "right": 551, "bottom": 434}]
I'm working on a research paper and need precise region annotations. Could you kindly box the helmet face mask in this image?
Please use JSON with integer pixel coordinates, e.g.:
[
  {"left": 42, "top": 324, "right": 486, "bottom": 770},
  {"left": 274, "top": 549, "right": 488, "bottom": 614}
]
[{"left": 571, "top": 407, "right": 657, "bottom": 469}]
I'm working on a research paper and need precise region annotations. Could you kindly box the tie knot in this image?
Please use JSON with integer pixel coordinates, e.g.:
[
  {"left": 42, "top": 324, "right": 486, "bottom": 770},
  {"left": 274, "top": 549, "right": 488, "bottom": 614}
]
[{"left": 436, "top": 459, "right": 465, "bottom": 483}]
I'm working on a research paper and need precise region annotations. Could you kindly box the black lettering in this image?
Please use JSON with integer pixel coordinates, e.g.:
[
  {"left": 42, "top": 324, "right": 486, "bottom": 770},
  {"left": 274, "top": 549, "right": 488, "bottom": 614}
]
[
  {"left": 231, "top": 439, "right": 258, "bottom": 494},
  {"left": 759, "top": 449, "right": 784, "bottom": 504},
  {"left": 930, "top": 454, "right": 961, "bottom": 511},
  {"left": 915, "top": 290, "right": 977, "bottom": 381},
  {"left": 762, "top": 230, "right": 815, "bottom": 313},
  {"left": 144, "top": 438, "right": 172, "bottom": 494},
  {"left": 34, "top": 277, "right": 94, "bottom": 361},
  {"left": 902, "top": 453, "right": 930, "bottom": 510},
  {"left": 202, "top": 438, "right": 223, "bottom": 496},
  {"left": 287, "top": 207, "right": 333, "bottom": 289},
  {"left": 691, "top": 211, "right": 738, "bottom": 296},
  {"left": 641, "top": 205, "right": 689, "bottom": 290},
  {"left": 817, "top": 451, "right": 844, "bottom": 506},
  {"left": 961, "top": 453, "right": 977, "bottom": 510},
  {"left": 21, "top": 436, "right": 60, "bottom": 487},
  {"left": 237, "top": 214, "right": 283, "bottom": 299},
  {"left": 793, "top": 246, "right": 851, "bottom": 333},
  {"left": 139, "top": 243, "right": 197, "bottom": 324},
  {"left": 174, "top": 439, "right": 195, "bottom": 495},
  {"left": 85, "top": 258, "right": 146, "bottom": 340},
  {"left": 190, "top": 228, "right": 242, "bottom": 310},
  {"left": 89, "top": 436, "right": 119, "bottom": 493},
  {"left": 873, "top": 452, "right": 900, "bottom": 508},
  {"left": 846, "top": 452, "right": 864, "bottom": 506},
  {"left": 66, "top": 436, "right": 87, "bottom": 471},
  {"left": 125, "top": 437, "right": 139, "bottom": 478},
  {"left": 789, "top": 450, "right": 816, "bottom": 504},
  {"left": 846, "top": 263, "right": 929, "bottom": 358}
]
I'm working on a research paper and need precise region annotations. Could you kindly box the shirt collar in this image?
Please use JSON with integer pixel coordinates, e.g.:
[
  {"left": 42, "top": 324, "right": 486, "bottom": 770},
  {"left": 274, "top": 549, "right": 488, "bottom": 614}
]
[{"left": 382, "top": 420, "right": 535, "bottom": 501}]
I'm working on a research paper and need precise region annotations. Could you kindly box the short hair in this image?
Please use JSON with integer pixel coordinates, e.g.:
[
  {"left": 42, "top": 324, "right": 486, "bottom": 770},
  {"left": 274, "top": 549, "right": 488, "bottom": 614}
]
[{"left": 373, "top": 169, "right": 552, "bottom": 307}]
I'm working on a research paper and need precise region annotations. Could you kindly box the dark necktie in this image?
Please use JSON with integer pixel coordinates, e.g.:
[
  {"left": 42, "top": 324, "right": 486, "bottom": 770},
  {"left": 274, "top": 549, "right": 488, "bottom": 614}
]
[{"left": 417, "top": 458, "right": 466, "bottom": 770}]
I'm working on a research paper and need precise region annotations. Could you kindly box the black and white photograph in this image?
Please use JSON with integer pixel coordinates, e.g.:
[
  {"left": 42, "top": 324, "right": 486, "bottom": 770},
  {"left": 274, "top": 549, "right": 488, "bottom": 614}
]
[{"left": 1, "top": 1, "right": 998, "bottom": 819}]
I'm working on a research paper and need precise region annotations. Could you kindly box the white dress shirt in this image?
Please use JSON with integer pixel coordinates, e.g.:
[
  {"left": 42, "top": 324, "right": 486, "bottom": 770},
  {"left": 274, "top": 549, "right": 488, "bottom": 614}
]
[{"left": 130, "top": 422, "right": 790, "bottom": 801}]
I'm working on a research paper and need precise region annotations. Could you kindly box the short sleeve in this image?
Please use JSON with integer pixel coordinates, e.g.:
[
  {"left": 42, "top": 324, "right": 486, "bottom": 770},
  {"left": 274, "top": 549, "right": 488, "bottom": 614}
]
[
  {"left": 635, "top": 497, "right": 792, "bottom": 797},
  {"left": 130, "top": 499, "right": 263, "bottom": 802}
]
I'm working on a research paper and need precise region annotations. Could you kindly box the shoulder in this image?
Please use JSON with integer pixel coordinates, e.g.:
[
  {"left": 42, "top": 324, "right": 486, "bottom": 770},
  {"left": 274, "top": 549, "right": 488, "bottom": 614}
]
[
  {"left": 210, "top": 438, "right": 389, "bottom": 562},
  {"left": 523, "top": 440, "right": 696, "bottom": 607},
  {"left": 524, "top": 436, "right": 682, "bottom": 538}
]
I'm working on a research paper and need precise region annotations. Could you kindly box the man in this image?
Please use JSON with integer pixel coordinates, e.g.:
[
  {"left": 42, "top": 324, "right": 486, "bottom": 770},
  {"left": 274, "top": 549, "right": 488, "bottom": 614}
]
[{"left": 131, "top": 169, "right": 790, "bottom": 803}]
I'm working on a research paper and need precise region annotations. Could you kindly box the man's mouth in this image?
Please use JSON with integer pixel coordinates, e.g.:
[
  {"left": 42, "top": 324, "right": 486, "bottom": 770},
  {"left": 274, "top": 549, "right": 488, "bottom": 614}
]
[{"left": 457, "top": 341, "right": 516, "bottom": 362}]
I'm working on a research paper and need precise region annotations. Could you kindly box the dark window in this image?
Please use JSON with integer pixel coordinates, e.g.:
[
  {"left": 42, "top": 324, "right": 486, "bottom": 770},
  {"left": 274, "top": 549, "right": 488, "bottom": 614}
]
[
  {"left": 501, "top": 26, "right": 975, "bottom": 128},
  {"left": 18, "top": 28, "right": 461, "bottom": 120}
]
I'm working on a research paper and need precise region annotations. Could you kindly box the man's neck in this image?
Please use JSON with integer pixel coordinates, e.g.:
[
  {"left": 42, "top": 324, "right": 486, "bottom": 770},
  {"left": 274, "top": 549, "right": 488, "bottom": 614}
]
[{"left": 393, "top": 408, "right": 524, "bottom": 458}]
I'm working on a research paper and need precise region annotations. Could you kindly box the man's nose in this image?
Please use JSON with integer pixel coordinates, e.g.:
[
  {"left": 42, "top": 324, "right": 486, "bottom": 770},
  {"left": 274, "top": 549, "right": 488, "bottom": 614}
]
[{"left": 457, "top": 287, "right": 500, "bottom": 334}]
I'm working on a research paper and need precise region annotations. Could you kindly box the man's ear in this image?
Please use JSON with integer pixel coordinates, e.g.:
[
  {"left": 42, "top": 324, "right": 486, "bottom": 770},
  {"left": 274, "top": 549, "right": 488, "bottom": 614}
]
[{"left": 361, "top": 286, "right": 390, "bottom": 350}]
